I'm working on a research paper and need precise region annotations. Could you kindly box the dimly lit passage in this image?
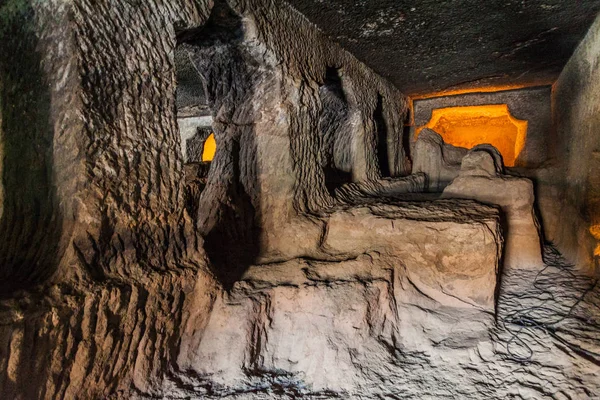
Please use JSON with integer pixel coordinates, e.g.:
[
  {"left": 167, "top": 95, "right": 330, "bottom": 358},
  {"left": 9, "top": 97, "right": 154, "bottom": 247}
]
[
  {"left": 1, "top": 1, "right": 599, "bottom": 399},
  {"left": 416, "top": 104, "right": 528, "bottom": 166}
]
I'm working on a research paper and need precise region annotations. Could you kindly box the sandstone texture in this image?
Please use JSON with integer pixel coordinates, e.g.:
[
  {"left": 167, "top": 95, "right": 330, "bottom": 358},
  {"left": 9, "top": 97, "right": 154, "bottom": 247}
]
[
  {"left": 0, "top": 0, "right": 598, "bottom": 399},
  {"left": 412, "top": 128, "right": 468, "bottom": 191},
  {"left": 549, "top": 13, "right": 600, "bottom": 270},
  {"left": 322, "top": 202, "right": 501, "bottom": 310},
  {"left": 443, "top": 150, "right": 544, "bottom": 271},
  {"left": 165, "top": 247, "right": 600, "bottom": 399},
  {"left": 172, "top": 255, "right": 496, "bottom": 397}
]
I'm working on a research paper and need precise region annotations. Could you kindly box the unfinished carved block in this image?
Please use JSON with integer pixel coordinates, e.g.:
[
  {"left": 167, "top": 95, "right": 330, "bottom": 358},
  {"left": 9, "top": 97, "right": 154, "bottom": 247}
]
[
  {"left": 177, "top": 254, "right": 497, "bottom": 396},
  {"left": 443, "top": 151, "right": 543, "bottom": 270},
  {"left": 322, "top": 202, "right": 502, "bottom": 310},
  {"left": 412, "top": 128, "right": 468, "bottom": 191}
]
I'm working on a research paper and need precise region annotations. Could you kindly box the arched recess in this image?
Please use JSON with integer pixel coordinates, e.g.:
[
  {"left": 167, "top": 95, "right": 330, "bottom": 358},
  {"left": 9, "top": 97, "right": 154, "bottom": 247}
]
[
  {"left": 0, "top": 6, "right": 63, "bottom": 294},
  {"left": 318, "top": 67, "right": 353, "bottom": 196},
  {"left": 416, "top": 104, "right": 528, "bottom": 167},
  {"left": 175, "top": 0, "right": 263, "bottom": 288},
  {"left": 374, "top": 93, "right": 391, "bottom": 177}
]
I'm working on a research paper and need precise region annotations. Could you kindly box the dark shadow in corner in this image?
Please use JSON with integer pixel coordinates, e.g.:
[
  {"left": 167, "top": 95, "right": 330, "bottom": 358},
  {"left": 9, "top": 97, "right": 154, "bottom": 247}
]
[
  {"left": 0, "top": 5, "right": 63, "bottom": 297},
  {"left": 202, "top": 138, "right": 258, "bottom": 290},
  {"left": 374, "top": 94, "right": 391, "bottom": 178},
  {"left": 493, "top": 209, "right": 509, "bottom": 317},
  {"left": 176, "top": 0, "right": 261, "bottom": 290},
  {"left": 525, "top": 173, "right": 553, "bottom": 256},
  {"left": 402, "top": 105, "right": 413, "bottom": 170}
]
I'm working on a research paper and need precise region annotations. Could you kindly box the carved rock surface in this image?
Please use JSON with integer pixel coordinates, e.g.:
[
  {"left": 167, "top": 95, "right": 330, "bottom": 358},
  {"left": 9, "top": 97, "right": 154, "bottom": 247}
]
[
  {"left": 0, "top": 268, "right": 218, "bottom": 399},
  {"left": 334, "top": 174, "right": 426, "bottom": 203},
  {"left": 443, "top": 151, "right": 543, "bottom": 271},
  {"left": 412, "top": 129, "right": 468, "bottom": 191},
  {"left": 166, "top": 248, "right": 600, "bottom": 399},
  {"left": 322, "top": 202, "right": 502, "bottom": 310},
  {"left": 1, "top": 0, "right": 599, "bottom": 399},
  {"left": 171, "top": 255, "right": 497, "bottom": 396},
  {"left": 0, "top": 0, "right": 411, "bottom": 397}
]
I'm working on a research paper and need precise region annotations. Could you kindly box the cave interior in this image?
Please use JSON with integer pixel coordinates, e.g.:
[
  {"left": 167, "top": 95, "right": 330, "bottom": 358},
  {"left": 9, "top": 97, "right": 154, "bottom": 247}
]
[{"left": 1, "top": 0, "right": 600, "bottom": 398}]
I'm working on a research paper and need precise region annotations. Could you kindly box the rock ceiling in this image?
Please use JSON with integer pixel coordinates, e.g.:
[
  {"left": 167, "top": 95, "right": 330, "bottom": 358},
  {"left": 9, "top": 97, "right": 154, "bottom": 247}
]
[{"left": 285, "top": 0, "right": 600, "bottom": 95}]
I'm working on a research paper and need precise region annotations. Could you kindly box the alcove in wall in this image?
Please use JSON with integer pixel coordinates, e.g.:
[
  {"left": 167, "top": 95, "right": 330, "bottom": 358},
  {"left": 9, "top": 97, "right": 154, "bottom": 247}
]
[
  {"left": 175, "top": 0, "right": 261, "bottom": 288},
  {"left": 318, "top": 67, "right": 353, "bottom": 195},
  {"left": 416, "top": 104, "right": 528, "bottom": 167},
  {"left": 175, "top": 48, "right": 218, "bottom": 220},
  {"left": 412, "top": 86, "right": 552, "bottom": 169}
]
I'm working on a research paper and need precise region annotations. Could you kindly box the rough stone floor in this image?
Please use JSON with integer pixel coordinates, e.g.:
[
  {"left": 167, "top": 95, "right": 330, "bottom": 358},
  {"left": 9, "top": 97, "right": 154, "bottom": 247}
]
[{"left": 153, "top": 246, "right": 600, "bottom": 400}]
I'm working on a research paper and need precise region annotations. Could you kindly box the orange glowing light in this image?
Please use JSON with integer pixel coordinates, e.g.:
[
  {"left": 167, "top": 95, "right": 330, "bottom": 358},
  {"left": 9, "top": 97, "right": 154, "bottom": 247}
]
[
  {"left": 415, "top": 104, "right": 527, "bottom": 167},
  {"left": 589, "top": 225, "right": 600, "bottom": 239},
  {"left": 202, "top": 133, "right": 216, "bottom": 162},
  {"left": 407, "top": 83, "right": 550, "bottom": 126},
  {"left": 588, "top": 225, "right": 600, "bottom": 257}
]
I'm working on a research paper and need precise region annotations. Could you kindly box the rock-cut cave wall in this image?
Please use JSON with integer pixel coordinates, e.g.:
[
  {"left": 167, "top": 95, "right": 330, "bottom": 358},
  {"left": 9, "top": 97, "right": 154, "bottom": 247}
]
[
  {"left": 174, "top": 0, "right": 410, "bottom": 285},
  {"left": 0, "top": 0, "right": 218, "bottom": 398},
  {"left": 3, "top": 0, "right": 597, "bottom": 398},
  {"left": 551, "top": 13, "right": 600, "bottom": 270},
  {"left": 0, "top": 0, "right": 410, "bottom": 398}
]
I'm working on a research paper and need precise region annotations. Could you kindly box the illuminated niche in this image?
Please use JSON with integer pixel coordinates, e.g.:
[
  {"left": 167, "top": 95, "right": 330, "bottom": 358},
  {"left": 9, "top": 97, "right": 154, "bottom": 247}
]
[
  {"left": 416, "top": 104, "right": 527, "bottom": 167},
  {"left": 589, "top": 225, "right": 600, "bottom": 257},
  {"left": 202, "top": 133, "right": 216, "bottom": 162}
]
